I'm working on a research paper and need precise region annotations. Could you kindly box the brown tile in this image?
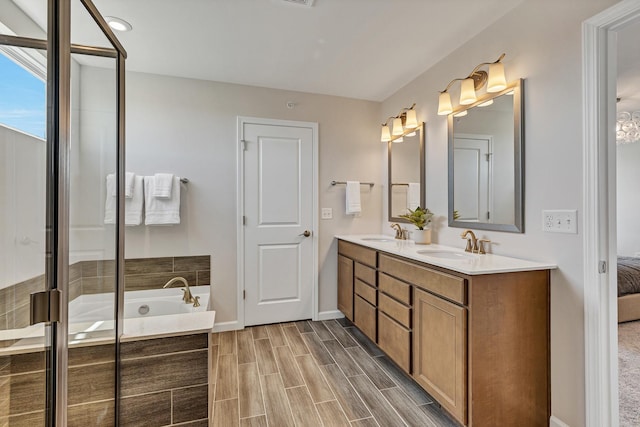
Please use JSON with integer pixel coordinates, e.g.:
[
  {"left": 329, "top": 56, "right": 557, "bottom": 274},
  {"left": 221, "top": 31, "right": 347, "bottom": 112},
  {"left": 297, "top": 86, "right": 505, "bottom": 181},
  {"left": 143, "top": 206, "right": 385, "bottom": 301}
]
[
  {"left": 418, "top": 403, "right": 459, "bottom": 427},
  {"left": 254, "top": 339, "right": 278, "bottom": 375},
  {"left": 0, "top": 286, "right": 14, "bottom": 315},
  {"left": 309, "top": 321, "right": 335, "bottom": 340},
  {"left": 209, "top": 344, "right": 219, "bottom": 400},
  {"left": 382, "top": 387, "right": 440, "bottom": 427},
  {"left": 96, "top": 260, "right": 116, "bottom": 277},
  {"left": 0, "top": 313, "right": 7, "bottom": 331},
  {"left": 0, "top": 351, "right": 45, "bottom": 376},
  {"left": 176, "top": 420, "right": 209, "bottom": 427},
  {"left": 0, "top": 371, "right": 46, "bottom": 414},
  {"left": 0, "top": 411, "right": 45, "bottom": 426},
  {"left": 124, "top": 271, "right": 196, "bottom": 291},
  {"left": 283, "top": 325, "right": 309, "bottom": 356},
  {"left": 374, "top": 355, "right": 432, "bottom": 405},
  {"left": 346, "top": 347, "right": 395, "bottom": 390},
  {"left": 315, "top": 400, "right": 350, "bottom": 426},
  {"left": 301, "top": 332, "right": 335, "bottom": 365},
  {"left": 120, "top": 334, "right": 207, "bottom": 359},
  {"left": 237, "top": 329, "right": 256, "bottom": 364},
  {"left": 215, "top": 353, "right": 238, "bottom": 401},
  {"left": 320, "top": 364, "right": 370, "bottom": 421},
  {"left": 351, "top": 417, "right": 379, "bottom": 427},
  {"left": 261, "top": 373, "right": 295, "bottom": 427},
  {"left": 273, "top": 346, "right": 304, "bottom": 388},
  {"left": 240, "top": 415, "right": 268, "bottom": 427},
  {"left": 124, "top": 257, "right": 174, "bottom": 275},
  {"left": 68, "top": 400, "right": 115, "bottom": 427},
  {"left": 346, "top": 327, "right": 384, "bottom": 357},
  {"left": 121, "top": 350, "right": 208, "bottom": 396},
  {"left": 10, "top": 304, "right": 30, "bottom": 329},
  {"left": 120, "top": 391, "right": 171, "bottom": 426},
  {"left": 81, "top": 260, "right": 98, "bottom": 277},
  {"left": 238, "top": 363, "right": 265, "bottom": 418},
  {"left": 69, "top": 279, "right": 82, "bottom": 302},
  {"left": 197, "top": 270, "right": 211, "bottom": 286},
  {"left": 173, "top": 384, "right": 209, "bottom": 424},
  {"left": 295, "top": 320, "right": 313, "bottom": 333},
  {"left": 266, "top": 324, "right": 286, "bottom": 346},
  {"left": 219, "top": 331, "right": 237, "bottom": 355},
  {"left": 213, "top": 398, "right": 239, "bottom": 427},
  {"left": 336, "top": 317, "right": 353, "bottom": 327},
  {"left": 82, "top": 276, "right": 115, "bottom": 294},
  {"left": 250, "top": 326, "right": 268, "bottom": 340},
  {"left": 174, "top": 255, "right": 210, "bottom": 272},
  {"left": 295, "top": 354, "right": 334, "bottom": 403},
  {"left": 323, "top": 320, "right": 358, "bottom": 348},
  {"left": 348, "top": 375, "right": 403, "bottom": 427},
  {"left": 323, "top": 340, "right": 363, "bottom": 377},
  {"left": 286, "top": 385, "right": 322, "bottom": 426},
  {"left": 69, "top": 343, "right": 115, "bottom": 366},
  {"left": 68, "top": 362, "right": 115, "bottom": 405},
  {"left": 69, "top": 262, "right": 82, "bottom": 282},
  {"left": 210, "top": 332, "right": 220, "bottom": 346}
]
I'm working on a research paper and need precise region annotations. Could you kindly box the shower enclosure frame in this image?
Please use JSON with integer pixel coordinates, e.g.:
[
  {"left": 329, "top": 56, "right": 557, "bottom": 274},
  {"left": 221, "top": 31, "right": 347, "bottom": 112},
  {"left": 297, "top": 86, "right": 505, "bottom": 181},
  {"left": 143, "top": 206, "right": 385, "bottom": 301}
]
[{"left": 0, "top": 1, "right": 126, "bottom": 425}]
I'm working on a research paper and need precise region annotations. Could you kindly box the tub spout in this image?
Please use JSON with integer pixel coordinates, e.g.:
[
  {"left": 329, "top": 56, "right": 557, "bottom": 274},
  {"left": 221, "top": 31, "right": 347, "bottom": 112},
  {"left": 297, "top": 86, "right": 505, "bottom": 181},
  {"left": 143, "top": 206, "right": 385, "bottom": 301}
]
[{"left": 163, "top": 276, "right": 195, "bottom": 304}]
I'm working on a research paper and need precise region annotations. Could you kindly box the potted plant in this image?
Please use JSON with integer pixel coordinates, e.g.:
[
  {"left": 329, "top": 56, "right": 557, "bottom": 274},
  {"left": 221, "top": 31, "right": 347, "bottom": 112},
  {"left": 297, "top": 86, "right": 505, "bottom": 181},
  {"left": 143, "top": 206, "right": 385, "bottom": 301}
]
[{"left": 399, "top": 206, "right": 434, "bottom": 244}]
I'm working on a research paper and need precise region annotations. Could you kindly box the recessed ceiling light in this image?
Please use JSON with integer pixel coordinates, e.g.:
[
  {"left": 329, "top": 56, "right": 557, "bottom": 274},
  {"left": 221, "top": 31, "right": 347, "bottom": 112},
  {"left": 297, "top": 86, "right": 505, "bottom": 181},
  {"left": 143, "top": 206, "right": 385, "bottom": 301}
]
[{"left": 105, "top": 16, "right": 132, "bottom": 32}]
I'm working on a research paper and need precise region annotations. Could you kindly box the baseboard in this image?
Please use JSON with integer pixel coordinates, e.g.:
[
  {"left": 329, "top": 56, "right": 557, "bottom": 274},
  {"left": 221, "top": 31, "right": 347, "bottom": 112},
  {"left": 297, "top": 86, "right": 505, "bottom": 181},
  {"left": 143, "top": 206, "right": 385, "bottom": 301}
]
[
  {"left": 213, "top": 321, "right": 241, "bottom": 332},
  {"left": 317, "top": 310, "right": 344, "bottom": 321},
  {"left": 550, "top": 415, "right": 570, "bottom": 427}
]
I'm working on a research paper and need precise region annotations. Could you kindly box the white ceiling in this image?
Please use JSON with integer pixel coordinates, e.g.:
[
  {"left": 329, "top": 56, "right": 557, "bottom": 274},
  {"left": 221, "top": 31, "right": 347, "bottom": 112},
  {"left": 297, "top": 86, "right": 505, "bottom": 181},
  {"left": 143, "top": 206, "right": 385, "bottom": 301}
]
[{"left": 12, "top": 0, "right": 522, "bottom": 101}]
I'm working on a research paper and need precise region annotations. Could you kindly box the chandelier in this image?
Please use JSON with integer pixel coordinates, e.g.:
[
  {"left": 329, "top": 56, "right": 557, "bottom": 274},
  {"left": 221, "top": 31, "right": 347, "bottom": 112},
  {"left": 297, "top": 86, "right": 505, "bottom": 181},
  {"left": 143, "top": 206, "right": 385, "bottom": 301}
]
[{"left": 616, "top": 111, "right": 640, "bottom": 144}]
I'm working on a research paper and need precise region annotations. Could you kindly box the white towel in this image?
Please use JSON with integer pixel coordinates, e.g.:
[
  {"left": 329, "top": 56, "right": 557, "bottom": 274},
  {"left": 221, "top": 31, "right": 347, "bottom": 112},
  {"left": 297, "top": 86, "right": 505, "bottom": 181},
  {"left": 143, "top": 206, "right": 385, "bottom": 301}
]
[
  {"left": 345, "top": 181, "right": 361, "bottom": 215},
  {"left": 104, "top": 174, "right": 116, "bottom": 224},
  {"left": 407, "top": 182, "right": 421, "bottom": 211},
  {"left": 108, "top": 172, "right": 136, "bottom": 198},
  {"left": 125, "top": 176, "right": 144, "bottom": 226},
  {"left": 152, "top": 173, "right": 174, "bottom": 199},
  {"left": 144, "top": 176, "right": 181, "bottom": 225}
]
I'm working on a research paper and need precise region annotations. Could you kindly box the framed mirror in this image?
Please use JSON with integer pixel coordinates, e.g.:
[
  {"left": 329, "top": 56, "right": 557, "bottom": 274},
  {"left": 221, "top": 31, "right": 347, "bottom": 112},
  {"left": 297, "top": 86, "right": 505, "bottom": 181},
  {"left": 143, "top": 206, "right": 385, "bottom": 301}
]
[
  {"left": 389, "top": 122, "right": 425, "bottom": 222},
  {"left": 448, "top": 79, "right": 524, "bottom": 233}
]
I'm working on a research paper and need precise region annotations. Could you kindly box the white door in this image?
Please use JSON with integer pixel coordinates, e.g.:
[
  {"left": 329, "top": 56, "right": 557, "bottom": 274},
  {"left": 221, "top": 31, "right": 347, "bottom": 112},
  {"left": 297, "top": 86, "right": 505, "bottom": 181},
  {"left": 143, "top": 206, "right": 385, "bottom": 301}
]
[
  {"left": 242, "top": 120, "right": 315, "bottom": 326},
  {"left": 453, "top": 135, "right": 492, "bottom": 222}
]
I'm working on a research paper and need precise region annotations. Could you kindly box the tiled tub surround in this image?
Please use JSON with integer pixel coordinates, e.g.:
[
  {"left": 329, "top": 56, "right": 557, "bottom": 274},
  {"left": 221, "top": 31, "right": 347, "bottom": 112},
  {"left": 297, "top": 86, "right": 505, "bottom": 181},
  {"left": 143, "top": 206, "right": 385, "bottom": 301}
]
[
  {"left": 0, "top": 255, "right": 211, "bottom": 331},
  {"left": 0, "top": 333, "right": 211, "bottom": 426}
]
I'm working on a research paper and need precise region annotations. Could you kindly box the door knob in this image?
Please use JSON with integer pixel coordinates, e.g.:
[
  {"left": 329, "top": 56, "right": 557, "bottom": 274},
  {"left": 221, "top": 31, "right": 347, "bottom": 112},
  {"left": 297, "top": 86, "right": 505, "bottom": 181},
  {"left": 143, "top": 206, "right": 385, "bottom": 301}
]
[{"left": 299, "top": 230, "right": 312, "bottom": 237}]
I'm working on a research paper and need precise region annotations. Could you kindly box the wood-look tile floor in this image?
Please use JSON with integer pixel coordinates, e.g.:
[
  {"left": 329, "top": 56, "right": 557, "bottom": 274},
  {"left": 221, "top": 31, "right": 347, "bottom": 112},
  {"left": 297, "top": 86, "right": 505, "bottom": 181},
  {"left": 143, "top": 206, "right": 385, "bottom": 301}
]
[{"left": 210, "top": 319, "right": 459, "bottom": 427}]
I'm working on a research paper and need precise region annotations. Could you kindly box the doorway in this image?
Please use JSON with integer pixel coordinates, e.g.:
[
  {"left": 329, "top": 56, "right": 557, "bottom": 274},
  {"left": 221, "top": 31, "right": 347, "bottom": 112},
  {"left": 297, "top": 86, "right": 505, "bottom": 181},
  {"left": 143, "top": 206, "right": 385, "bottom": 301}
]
[{"left": 237, "top": 117, "right": 318, "bottom": 327}]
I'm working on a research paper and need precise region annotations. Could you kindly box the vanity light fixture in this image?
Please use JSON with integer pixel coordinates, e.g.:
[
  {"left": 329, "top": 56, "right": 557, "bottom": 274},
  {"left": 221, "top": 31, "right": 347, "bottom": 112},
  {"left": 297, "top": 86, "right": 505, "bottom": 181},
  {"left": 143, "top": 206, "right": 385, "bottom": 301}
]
[
  {"left": 437, "top": 53, "right": 507, "bottom": 115},
  {"left": 380, "top": 103, "right": 418, "bottom": 142}
]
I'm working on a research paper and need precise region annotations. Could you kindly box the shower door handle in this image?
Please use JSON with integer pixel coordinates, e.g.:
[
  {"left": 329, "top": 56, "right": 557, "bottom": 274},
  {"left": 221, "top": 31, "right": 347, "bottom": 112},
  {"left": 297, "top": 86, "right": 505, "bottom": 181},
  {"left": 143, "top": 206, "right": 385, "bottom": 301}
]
[{"left": 30, "top": 289, "right": 61, "bottom": 325}]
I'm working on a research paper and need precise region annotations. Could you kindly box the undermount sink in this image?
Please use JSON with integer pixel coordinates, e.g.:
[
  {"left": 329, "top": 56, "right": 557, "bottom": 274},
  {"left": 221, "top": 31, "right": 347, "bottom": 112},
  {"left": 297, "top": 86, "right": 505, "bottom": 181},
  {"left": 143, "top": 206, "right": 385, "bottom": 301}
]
[
  {"left": 361, "top": 237, "right": 394, "bottom": 242},
  {"left": 416, "top": 250, "right": 476, "bottom": 260}
]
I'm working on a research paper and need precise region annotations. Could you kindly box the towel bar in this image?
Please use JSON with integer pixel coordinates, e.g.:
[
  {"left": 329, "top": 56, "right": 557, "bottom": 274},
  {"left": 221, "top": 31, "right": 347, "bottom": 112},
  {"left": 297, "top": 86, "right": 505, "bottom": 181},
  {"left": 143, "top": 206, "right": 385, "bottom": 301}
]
[{"left": 331, "top": 180, "right": 374, "bottom": 188}]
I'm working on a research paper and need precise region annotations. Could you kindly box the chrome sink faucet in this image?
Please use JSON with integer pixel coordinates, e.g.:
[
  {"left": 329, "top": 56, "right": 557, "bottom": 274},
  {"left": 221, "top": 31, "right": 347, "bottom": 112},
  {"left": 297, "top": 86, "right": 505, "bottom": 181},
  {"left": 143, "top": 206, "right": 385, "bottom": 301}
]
[{"left": 163, "top": 276, "right": 199, "bottom": 306}]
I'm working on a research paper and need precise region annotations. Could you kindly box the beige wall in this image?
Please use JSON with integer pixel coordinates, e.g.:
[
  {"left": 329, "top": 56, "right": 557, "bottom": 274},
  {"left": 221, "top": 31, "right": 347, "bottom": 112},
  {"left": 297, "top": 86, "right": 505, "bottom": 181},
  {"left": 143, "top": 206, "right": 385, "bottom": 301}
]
[{"left": 379, "top": 0, "right": 617, "bottom": 425}]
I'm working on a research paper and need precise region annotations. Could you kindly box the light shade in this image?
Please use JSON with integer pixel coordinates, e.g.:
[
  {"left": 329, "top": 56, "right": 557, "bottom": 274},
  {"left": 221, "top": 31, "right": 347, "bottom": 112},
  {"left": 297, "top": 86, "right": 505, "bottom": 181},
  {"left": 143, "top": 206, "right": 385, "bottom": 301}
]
[
  {"left": 477, "top": 99, "right": 494, "bottom": 107},
  {"left": 459, "top": 78, "right": 477, "bottom": 105},
  {"left": 453, "top": 110, "right": 468, "bottom": 117},
  {"left": 487, "top": 62, "right": 507, "bottom": 92},
  {"left": 404, "top": 109, "right": 418, "bottom": 129},
  {"left": 381, "top": 125, "right": 391, "bottom": 142},
  {"left": 437, "top": 92, "right": 453, "bottom": 115},
  {"left": 393, "top": 137, "right": 403, "bottom": 143},
  {"left": 392, "top": 117, "right": 404, "bottom": 135}
]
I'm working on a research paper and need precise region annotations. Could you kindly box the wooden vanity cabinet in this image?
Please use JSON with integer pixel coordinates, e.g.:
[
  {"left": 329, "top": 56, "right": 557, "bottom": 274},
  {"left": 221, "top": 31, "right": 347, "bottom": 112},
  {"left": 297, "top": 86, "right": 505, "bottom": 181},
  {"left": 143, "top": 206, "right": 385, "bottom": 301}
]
[{"left": 337, "top": 254, "right": 354, "bottom": 320}]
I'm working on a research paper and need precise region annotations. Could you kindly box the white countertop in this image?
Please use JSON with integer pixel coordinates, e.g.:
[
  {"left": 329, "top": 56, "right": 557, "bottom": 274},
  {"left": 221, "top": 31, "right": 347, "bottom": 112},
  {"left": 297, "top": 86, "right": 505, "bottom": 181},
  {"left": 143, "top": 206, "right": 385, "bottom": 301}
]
[{"left": 336, "top": 235, "right": 557, "bottom": 275}]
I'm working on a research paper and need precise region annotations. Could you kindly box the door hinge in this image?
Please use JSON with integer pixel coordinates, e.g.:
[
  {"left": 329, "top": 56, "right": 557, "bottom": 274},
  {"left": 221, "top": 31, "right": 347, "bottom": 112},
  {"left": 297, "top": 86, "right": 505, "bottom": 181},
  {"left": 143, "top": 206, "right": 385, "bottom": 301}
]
[
  {"left": 30, "top": 289, "right": 61, "bottom": 325},
  {"left": 485, "top": 153, "right": 493, "bottom": 161},
  {"left": 243, "top": 290, "right": 246, "bottom": 300},
  {"left": 487, "top": 211, "right": 490, "bottom": 220},
  {"left": 241, "top": 140, "right": 247, "bottom": 151},
  {"left": 243, "top": 216, "right": 246, "bottom": 225},
  {"left": 599, "top": 261, "right": 607, "bottom": 274}
]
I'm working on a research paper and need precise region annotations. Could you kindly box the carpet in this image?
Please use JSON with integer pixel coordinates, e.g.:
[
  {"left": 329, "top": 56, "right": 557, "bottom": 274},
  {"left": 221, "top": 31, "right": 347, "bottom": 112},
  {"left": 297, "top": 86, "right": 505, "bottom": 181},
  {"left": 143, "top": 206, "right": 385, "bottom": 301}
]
[{"left": 619, "top": 320, "right": 640, "bottom": 426}]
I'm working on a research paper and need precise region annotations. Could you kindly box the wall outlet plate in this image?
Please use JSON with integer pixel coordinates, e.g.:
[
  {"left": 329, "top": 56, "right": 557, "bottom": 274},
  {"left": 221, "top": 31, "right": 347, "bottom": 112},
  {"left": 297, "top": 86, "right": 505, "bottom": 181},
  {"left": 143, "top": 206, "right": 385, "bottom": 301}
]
[
  {"left": 321, "top": 208, "right": 333, "bottom": 220},
  {"left": 542, "top": 210, "right": 578, "bottom": 234}
]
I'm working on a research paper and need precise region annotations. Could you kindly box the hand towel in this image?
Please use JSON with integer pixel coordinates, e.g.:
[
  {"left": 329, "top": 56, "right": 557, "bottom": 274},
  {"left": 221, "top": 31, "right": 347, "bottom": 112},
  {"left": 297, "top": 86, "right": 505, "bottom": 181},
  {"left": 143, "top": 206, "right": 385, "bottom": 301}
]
[
  {"left": 152, "top": 173, "right": 174, "bottom": 199},
  {"left": 144, "top": 176, "right": 181, "bottom": 225},
  {"left": 104, "top": 174, "right": 116, "bottom": 224},
  {"left": 109, "top": 172, "right": 136, "bottom": 198},
  {"left": 407, "top": 182, "right": 421, "bottom": 211},
  {"left": 346, "top": 181, "right": 361, "bottom": 215},
  {"left": 125, "top": 176, "right": 144, "bottom": 226}
]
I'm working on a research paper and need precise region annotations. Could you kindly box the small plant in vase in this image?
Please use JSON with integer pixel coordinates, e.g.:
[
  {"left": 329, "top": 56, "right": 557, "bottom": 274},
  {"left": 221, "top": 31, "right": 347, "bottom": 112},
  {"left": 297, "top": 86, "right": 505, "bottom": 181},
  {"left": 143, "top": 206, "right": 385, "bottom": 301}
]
[{"left": 399, "top": 206, "right": 434, "bottom": 244}]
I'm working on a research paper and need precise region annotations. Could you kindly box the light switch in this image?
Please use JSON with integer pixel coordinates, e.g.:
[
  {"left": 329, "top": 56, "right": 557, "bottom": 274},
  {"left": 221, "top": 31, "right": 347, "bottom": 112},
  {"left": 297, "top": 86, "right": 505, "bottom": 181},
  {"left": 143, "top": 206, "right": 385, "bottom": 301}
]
[
  {"left": 542, "top": 210, "right": 578, "bottom": 234},
  {"left": 321, "top": 208, "right": 333, "bottom": 220}
]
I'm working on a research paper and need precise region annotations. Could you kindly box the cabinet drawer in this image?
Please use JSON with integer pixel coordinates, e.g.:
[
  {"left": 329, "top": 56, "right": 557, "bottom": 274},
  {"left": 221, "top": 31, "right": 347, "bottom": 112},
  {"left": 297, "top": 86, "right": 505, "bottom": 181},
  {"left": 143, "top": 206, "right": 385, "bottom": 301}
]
[
  {"left": 379, "top": 293, "right": 410, "bottom": 328},
  {"left": 355, "top": 279, "right": 377, "bottom": 305},
  {"left": 354, "top": 295, "right": 376, "bottom": 342},
  {"left": 378, "top": 311, "right": 411, "bottom": 373},
  {"left": 338, "top": 241, "right": 377, "bottom": 267},
  {"left": 379, "top": 254, "right": 466, "bottom": 305},
  {"left": 355, "top": 263, "right": 376, "bottom": 286},
  {"left": 379, "top": 273, "right": 411, "bottom": 305}
]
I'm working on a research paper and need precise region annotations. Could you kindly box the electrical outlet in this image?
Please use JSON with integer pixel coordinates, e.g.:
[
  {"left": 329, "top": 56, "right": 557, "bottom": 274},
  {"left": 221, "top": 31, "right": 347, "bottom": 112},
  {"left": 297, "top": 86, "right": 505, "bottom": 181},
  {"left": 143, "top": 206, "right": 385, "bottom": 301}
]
[
  {"left": 321, "top": 208, "right": 333, "bottom": 220},
  {"left": 542, "top": 210, "right": 578, "bottom": 234}
]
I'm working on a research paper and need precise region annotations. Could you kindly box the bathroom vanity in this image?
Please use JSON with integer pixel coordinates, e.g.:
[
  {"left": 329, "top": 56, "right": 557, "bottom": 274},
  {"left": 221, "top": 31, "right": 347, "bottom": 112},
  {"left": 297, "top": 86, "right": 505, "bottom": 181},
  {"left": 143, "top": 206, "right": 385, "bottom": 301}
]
[{"left": 336, "top": 235, "right": 555, "bottom": 427}]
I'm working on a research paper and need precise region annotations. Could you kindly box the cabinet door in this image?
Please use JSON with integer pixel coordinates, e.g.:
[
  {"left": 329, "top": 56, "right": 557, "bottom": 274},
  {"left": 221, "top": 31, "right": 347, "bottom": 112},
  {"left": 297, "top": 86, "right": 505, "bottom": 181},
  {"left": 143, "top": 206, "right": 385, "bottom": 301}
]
[
  {"left": 413, "top": 288, "right": 467, "bottom": 424},
  {"left": 338, "top": 255, "right": 354, "bottom": 320}
]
